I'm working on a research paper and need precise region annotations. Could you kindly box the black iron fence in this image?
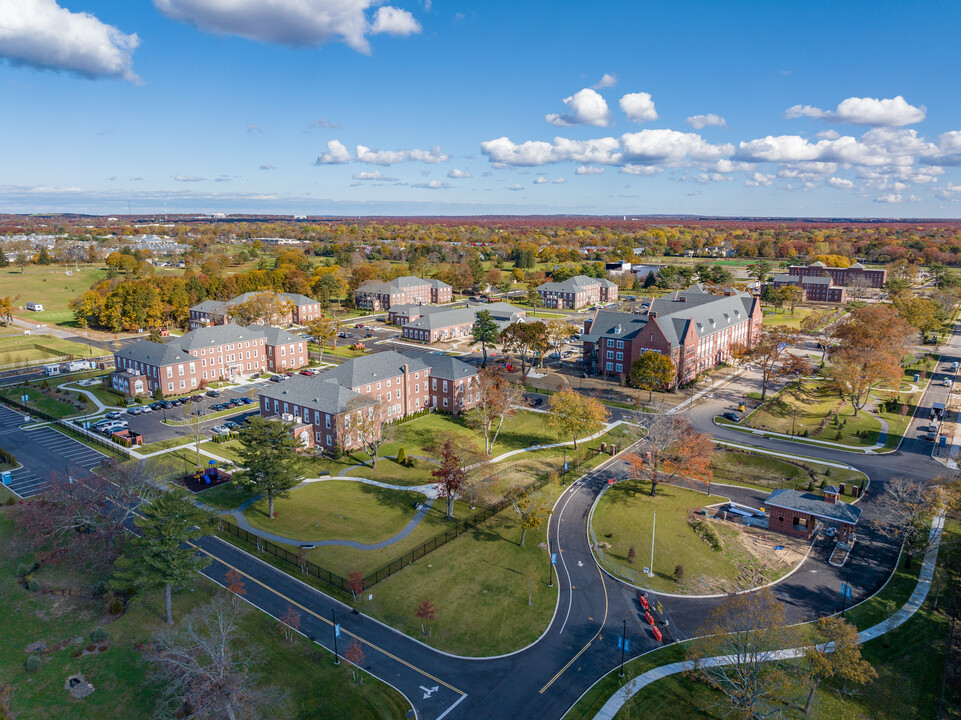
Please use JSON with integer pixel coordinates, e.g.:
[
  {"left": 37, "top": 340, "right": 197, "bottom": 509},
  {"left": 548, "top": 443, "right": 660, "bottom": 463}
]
[{"left": 215, "top": 443, "right": 610, "bottom": 592}]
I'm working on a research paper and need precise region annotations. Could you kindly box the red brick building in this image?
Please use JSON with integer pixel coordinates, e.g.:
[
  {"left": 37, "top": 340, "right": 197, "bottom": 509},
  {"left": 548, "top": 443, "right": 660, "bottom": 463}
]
[
  {"left": 188, "top": 292, "right": 322, "bottom": 329},
  {"left": 395, "top": 302, "right": 527, "bottom": 344},
  {"left": 786, "top": 261, "right": 886, "bottom": 288},
  {"left": 537, "top": 275, "right": 619, "bottom": 310},
  {"left": 354, "top": 276, "right": 452, "bottom": 311},
  {"left": 110, "top": 323, "right": 307, "bottom": 398},
  {"left": 582, "top": 285, "right": 762, "bottom": 383},
  {"left": 765, "top": 486, "right": 861, "bottom": 542},
  {"left": 767, "top": 274, "right": 847, "bottom": 303}
]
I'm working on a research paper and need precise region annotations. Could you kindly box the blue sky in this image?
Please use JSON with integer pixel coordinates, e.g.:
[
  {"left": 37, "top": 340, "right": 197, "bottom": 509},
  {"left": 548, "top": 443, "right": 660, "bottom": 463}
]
[{"left": 1, "top": 0, "right": 960, "bottom": 217}]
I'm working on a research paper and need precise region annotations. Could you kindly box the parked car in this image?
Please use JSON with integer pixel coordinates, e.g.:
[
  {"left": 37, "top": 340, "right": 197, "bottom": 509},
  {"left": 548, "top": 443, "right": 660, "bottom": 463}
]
[
  {"left": 105, "top": 411, "right": 123, "bottom": 420},
  {"left": 269, "top": 375, "right": 284, "bottom": 382},
  {"left": 211, "top": 403, "right": 226, "bottom": 411},
  {"left": 722, "top": 412, "right": 741, "bottom": 422},
  {"left": 944, "top": 378, "right": 952, "bottom": 387},
  {"left": 126, "top": 407, "right": 143, "bottom": 415},
  {"left": 239, "top": 397, "right": 253, "bottom": 405},
  {"left": 149, "top": 402, "right": 162, "bottom": 410},
  {"left": 337, "top": 332, "right": 349, "bottom": 339},
  {"left": 927, "top": 430, "right": 937, "bottom": 441},
  {"left": 223, "top": 420, "right": 239, "bottom": 430},
  {"left": 206, "top": 390, "right": 221, "bottom": 398},
  {"left": 140, "top": 405, "right": 153, "bottom": 413},
  {"left": 211, "top": 425, "right": 230, "bottom": 435},
  {"left": 159, "top": 400, "right": 173, "bottom": 409}
]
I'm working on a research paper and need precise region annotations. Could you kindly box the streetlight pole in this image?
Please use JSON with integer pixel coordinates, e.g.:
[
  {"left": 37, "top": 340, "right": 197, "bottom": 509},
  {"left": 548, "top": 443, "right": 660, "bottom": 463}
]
[
  {"left": 332, "top": 609, "right": 340, "bottom": 664},
  {"left": 619, "top": 619, "right": 627, "bottom": 677},
  {"left": 548, "top": 537, "right": 554, "bottom": 588}
]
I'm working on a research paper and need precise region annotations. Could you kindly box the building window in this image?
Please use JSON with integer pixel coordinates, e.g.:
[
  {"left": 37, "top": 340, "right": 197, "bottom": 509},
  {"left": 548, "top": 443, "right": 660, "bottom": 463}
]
[
  {"left": 605, "top": 362, "right": 613, "bottom": 371},
  {"left": 615, "top": 363, "right": 623, "bottom": 372},
  {"left": 606, "top": 350, "right": 614, "bottom": 359}
]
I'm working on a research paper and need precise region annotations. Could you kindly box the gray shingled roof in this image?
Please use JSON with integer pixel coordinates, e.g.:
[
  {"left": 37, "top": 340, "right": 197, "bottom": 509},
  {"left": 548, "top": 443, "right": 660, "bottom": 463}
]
[
  {"left": 191, "top": 299, "right": 229, "bottom": 314},
  {"left": 259, "top": 375, "right": 375, "bottom": 416},
  {"left": 801, "top": 276, "right": 832, "bottom": 285},
  {"left": 772, "top": 274, "right": 800, "bottom": 283},
  {"left": 537, "top": 275, "right": 614, "bottom": 293},
  {"left": 406, "top": 307, "right": 476, "bottom": 331},
  {"left": 765, "top": 489, "right": 862, "bottom": 525},
  {"left": 318, "top": 350, "right": 431, "bottom": 388},
  {"left": 232, "top": 291, "right": 317, "bottom": 306},
  {"left": 400, "top": 350, "right": 477, "bottom": 382},
  {"left": 115, "top": 339, "right": 192, "bottom": 366},
  {"left": 587, "top": 285, "right": 756, "bottom": 349},
  {"left": 177, "top": 324, "right": 264, "bottom": 351},
  {"left": 246, "top": 324, "right": 303, "bottom": 346}
]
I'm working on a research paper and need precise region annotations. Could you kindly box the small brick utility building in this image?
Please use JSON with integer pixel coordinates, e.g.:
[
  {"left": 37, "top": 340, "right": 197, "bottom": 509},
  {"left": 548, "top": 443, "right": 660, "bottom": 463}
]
[{"left": 764, "top": 486, "right": 861, "bottom": 542}]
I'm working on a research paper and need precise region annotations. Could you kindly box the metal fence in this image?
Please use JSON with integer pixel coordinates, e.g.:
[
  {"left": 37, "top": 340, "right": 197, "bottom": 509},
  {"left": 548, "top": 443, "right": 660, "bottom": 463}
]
[
  {"left": 218, "top": 518, "right": 351, "bottom": 593},
  {"left": 215, "top": 446, "right": 604, "bottom": 592}
]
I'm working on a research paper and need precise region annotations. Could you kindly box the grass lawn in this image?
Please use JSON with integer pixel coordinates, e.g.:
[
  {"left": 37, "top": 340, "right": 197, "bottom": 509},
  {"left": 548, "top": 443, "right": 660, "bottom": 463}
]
[
  {"left": 195, "top": 479, "right": 259, "bottom": 511},
  {"left": 361, "top": 488, "right": 561, "bottom": 656},
  {"left": 744, "top": 379, "right": 884, "bottom": 446},
  {"left": 344, "top": 456, "right": 434, "bottom": 485},
  {"left": 592, "top": 479, "right": 792, "bottom": 594},
  {"left": 0, "top": 386, "right": 89, "bottom": 418},
  {"left": 321, "top": 344, "right": 370, "bottom": 359},
  {"left": 710, "top": 448, "right": 867, "bottom": 500},
  {"left": 137, "top": 436, "right": 197, "bottom": 454},
  {"left": 760, "top": 306, "right": 815, "bottom": 329},
  {"left": 0, "top": 265, "right": 108, "bottom": 318},
  {"left": 0, "top": 510, "right": 409, "bottom": 720},
  {"left": 245, "top": 480, "right": 423, "bottom": 543}
]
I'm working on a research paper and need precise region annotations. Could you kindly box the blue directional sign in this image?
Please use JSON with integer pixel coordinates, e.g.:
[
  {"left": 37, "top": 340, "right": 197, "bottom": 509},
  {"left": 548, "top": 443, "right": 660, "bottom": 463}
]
[
  {"left": 617, "top": 636, "right": 631, "bottom": 652},
  {"left": 564, "top": 461, "right": 569, "bottom": 471},
  {"left": 334, "top": 623, "right": 341, "bottom": 638},
  {"left": 840, "top": 583, "right": 853, "bottom": 599},
  {"left": 551, "top": 553, "right": 557, "bottom": 565}
]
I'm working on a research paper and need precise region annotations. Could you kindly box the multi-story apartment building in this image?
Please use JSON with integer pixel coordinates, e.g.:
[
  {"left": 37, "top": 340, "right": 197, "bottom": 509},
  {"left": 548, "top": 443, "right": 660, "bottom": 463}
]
[
  {"left": 394, "top": 302, "right": 527, "bottom": 344},
  {"left": 785, "top": 261, "right": 886, "bottom": 288},
  {"left": 537, "top": 275, "right": 619, "bottom": 310},
  {"left": 110, "top": 323, "right": 307, "bottom": 397},
  {"left": 767, "top": 274, "right": 846, "bottom": 303},
  {"left": 257, "top": 349, "right": 479, "bottom": 454},
  {"left": 582, "top": 284, "right": 762, "bottom": 384},
  {"left": 354, "top": 276, "right": 452, "bottom": 311},
  {"left": 188, "top": 292, "right": 322, "bottom": 329}
]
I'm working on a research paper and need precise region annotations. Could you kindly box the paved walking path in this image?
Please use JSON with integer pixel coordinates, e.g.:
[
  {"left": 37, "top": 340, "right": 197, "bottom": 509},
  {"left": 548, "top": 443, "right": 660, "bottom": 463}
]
[{"left": 590, "top": 512, "right": 946, "bottom": 720}]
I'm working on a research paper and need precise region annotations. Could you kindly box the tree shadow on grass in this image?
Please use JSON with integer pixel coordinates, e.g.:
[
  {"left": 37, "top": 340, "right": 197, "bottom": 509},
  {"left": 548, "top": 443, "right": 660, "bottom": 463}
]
[{"left": 356, "top": 482, "right": 420, "bottom": 514}]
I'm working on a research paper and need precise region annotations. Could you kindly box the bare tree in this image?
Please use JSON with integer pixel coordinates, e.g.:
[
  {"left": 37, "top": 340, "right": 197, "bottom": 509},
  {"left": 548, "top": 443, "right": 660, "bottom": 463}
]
[
  {"left": 150, "top": 595, "right": 284, "bottom": 720},
  {"left": 685, "top": 588, "right": 796, "bottom": 720},
  {"left": 348, "top": 398, "right": 391, "bottom": 468},
  {"left": 872, "top": 476, "right": 951, "bottom": 569},
  {"left": 465, "top": 367, "right": 524, "bottom": 455}
]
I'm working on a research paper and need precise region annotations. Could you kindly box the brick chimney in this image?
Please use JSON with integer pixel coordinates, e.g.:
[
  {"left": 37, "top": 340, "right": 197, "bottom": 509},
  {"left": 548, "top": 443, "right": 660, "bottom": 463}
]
[{"left": 823, "top": 486, "right": 840, "bottom": 504}]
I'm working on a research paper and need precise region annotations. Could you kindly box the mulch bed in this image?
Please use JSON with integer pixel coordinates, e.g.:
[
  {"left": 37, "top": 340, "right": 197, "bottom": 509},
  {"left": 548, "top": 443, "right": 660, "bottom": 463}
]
[{"left": 178, "top": 470, "right": 233, "bottom": 494}]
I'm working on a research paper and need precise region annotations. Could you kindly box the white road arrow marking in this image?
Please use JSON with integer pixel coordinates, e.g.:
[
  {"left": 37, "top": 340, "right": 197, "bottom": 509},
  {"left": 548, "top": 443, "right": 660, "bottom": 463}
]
[
  {"left": 420, "top": 685, "right": 439, "bottom": 699},
  {"left": 577, "top": 560, "right": 584, "bottom": 567}
]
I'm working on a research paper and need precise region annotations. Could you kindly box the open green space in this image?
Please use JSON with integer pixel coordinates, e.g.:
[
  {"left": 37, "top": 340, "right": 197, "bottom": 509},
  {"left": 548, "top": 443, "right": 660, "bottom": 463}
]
[
  {"left": 195, "top": 479, "right": 259, "bottom": 511},
  {"left": 0, "top": 385, "right": 89, "bottom": 418},
  {"left": 0, "top": 510, "right": 408, "bottom": 719},
  {"left": 318, "top": 344, "right": 370, "bottom": 359},
  {"left": 760, "top": 306, "right": 816, "bottom": 329},
  {"left": 565, "top": 520, "right": 958, "bottom": 720},
  {"left": 0, "top": 265, "right": 108, "bottom": 318},
  {"left": 710, "top": 448, "right": 866, "bottom": 500},
  {"left": 137, "top": 435, "right": 196, "bottom": 454},
  {"left": 592, "top": 479, "right": 797, "bottom": 594},
  {"left": 245, "top": 480, "right": 424, "bottom": 543},
  {"left": 744, "top": 379, "right": 893, "bottom": 447}
]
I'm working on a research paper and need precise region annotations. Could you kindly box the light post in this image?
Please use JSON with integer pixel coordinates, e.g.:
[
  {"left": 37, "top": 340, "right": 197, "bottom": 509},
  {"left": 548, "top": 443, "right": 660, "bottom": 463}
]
[
  {"left": 619, "top": 619, "right": 627, "bottom": 677},
  {"left": 548, "top": 538, "right": 554, "bottom": 588},
  {"left": 332, "top": 609, "right": 340, "bottom": 664},
  {"left": 562, "top": 447, "right": 567, "bottom": 485}
]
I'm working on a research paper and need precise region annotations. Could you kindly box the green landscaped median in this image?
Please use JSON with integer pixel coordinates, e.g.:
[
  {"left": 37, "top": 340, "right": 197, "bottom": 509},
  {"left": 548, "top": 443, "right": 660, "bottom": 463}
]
[
  {"left": 0, "top": 386, "right": 90, "bottom": 418},
  {"left": 244, "top": 480, "right": 423, "bottom": 544},
  {"left": 592, "top": 479, "right": 803, "bottom": 595},
  {"left": 710, "top": 448, "right": 867, "bottom": 501}
]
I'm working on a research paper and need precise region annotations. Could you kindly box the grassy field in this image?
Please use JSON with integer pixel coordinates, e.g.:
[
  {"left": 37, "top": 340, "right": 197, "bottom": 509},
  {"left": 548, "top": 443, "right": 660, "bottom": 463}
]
[
  {"left": 744, "top": 379, "right": 886, "bottom": 446},
  {"left": 244, "top": 480, "right": 424, "bottom": 543},
  {"left": 195, "top": 479, "right": 259, "bottom": 511},
  {"left": 710, "top": 448, "right": 866, "bottom": 500},
  {"left": 760, "top": 306, "right": 816, "bottom": 329},
  {"left": 591, "top": 479, "right": 795, "bottom": 594},
  {"left": 137, "top": 436, "right": 196, "bottom": 454},
  {"left": 565, "top": 521, "right": 958, "bottom": 720},
  {"left": 0, "top": 265, "right": 108, "bottom": 321},
  {"left": 0, "top": 510, "right": 409, "bottom": 719},
  {"left": 0, "top": 385, "right": 89, "bottom": 418}
]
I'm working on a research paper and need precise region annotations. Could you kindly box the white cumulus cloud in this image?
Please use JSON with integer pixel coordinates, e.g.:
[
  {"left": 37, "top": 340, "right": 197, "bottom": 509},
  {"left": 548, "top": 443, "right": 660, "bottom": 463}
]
[
  {"left": 784, "top": 95, "right": 926, "bottom": 127},
  {"left": 826, "top": 177, "right": 854, "bottom": 189},
  {"left": 575, "top": 165, "right": 605, "bottom": 175},
  {"left": 412, "top": 179, "right": 449, "bottom": 189},
  {"left": 546, "top": 88, "right": 611, "bottom": 127},
  {"left": 620, "top": 129, "right": 732, "bottom": 163},
  {"left": 686, "top": 114, "right": 727, "bottom": 130},
  {"left": 553, "top": 177, "right": 567, "bottom": 184},
  {"left": 352, "top": 170, "right": 397, "bottom": 180},
  {"left": 533, "top": 176, "right": 548, "bottom": 184},
  {"left": 592, "top": 73, "right": 617, "bottom": 89},
  {"left": 355, "top": 144, "right": 448, "bottom": 165},
  {"left": 620, "top": 165, "right": 660, "bottom": 176},
  {"left": 315, "top": 139, "right": 351, "bottom": 164},
  {"left": 874, "top": 192, "right": 903, "bottom": 203},
  {"left": 744, "top": 172, "right": 774, "bottom": 187},
  {"left": 370, "top": 6, "right": 421, "bottom": 35},
  {"left": 736, "top": 135, "right": 821, "bottom": 163},
  {"left": 0, "top": 0, "right": 140, "bottom": 82},
  {"left": 153, "top": 0, "right": 420, "bottom": 54},
  {"left": 447, "top": 168, "right": 472, "bottom": 179},
  {"left": 619, "top": 92, "right": 658, "bottom": 123}
]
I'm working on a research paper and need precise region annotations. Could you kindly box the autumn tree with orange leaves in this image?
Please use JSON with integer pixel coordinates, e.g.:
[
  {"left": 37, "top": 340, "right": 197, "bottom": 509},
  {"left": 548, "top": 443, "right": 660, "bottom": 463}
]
[{"left": 626, "top": 415, "right": 714, "bottom": 497}]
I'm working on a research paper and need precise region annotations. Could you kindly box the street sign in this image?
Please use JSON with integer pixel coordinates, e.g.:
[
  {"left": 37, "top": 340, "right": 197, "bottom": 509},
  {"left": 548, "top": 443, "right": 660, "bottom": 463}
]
[
  {"left": 642, "top": 567, "right": 650, "bottom": 575},
  {"left": 20, "top": 394, "right": 28, "bottom": 403},
  {"left": 656, "top": 601, "right": 663, "bottom": 615},
  {"left": 551, "top": 553, "right": 557, "bottom": 565},
  {"left": 564, "top": 461, "right": 569, "bottom": 471},
  {"left": 624, "top": 638, "right": 630, "bottom": 652},
  {"left": 840, "top": 583, "right": 853, "bottom": 599},
  {"left": 334, "top": 624, "right": 341, "bottom": 638}
]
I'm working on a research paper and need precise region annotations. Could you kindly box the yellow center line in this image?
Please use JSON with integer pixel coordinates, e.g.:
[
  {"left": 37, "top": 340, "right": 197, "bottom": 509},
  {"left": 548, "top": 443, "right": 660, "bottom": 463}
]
[{"left": 192, "top": 541, "right": 465, "bottom": 696}]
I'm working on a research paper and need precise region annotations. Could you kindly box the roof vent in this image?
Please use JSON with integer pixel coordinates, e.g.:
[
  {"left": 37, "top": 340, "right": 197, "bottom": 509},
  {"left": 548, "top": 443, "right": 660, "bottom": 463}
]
[
  {"left": 614, "top": 324, "right": 622, "bottom": 335},
  {"left": 678, "top": 296, "right": 687, "bottom": 302}
]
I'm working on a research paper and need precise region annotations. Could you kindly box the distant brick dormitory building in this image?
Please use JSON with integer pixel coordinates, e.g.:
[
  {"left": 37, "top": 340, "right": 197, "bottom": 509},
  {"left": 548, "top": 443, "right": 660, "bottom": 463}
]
[
  {"left": 390, "top": 301, "right": 527, "bottom": 343},
  {"left": 354, "top": 276, "right": 452, "bottom": 311},
  {"left": 785, "top": 261, "right": 886, "bottom": 288},
  {"left": 111, "top": 323, "right": 307, "bottom": 398},
  {"left": 257, "top": 350, "right": 478, "bottom": 454},
  {"left": 188, "top": 292, "right": 322, "bottom": 329},
  {"left": 582, "top": 284, "right": 762, "bottom": 384},
  {"left": 536, "top": 275, "right": 619, "bottom": 310},
  {"left": 767, "top": 274, "right": 847, "bottom": 303}
]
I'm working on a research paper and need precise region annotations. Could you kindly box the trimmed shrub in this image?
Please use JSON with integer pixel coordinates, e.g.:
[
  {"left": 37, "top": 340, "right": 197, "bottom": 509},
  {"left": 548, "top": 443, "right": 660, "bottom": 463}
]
[
  {"left": 90, "top": 627, "right": 108, "bottom": 643},
  {"left": 16, "top": 563, "right": 31, "bottom": 578},
  {"left": 396, "top": 447, "right": 407, "bottom": 465},
  {"left": 674, "top": 564, "right": 685, "bottom": 582},
  {"left": 27, "top": 580, "right": 41, "bottom": 592},
  {"left": 24, "top": 655, "right": 42, "bottom": 672},
  {"left": 110, "top": 599, "right": 124, "bottom": 616}
]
